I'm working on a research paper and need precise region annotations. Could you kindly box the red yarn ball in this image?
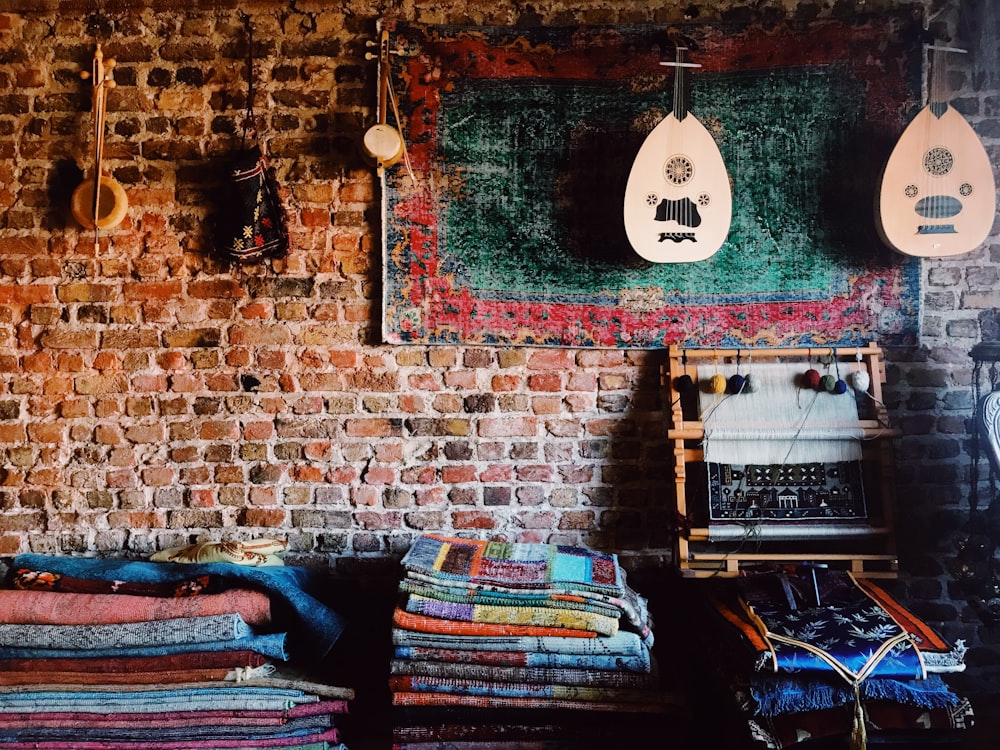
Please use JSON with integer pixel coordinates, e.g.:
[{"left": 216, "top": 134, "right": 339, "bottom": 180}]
[{"left": 803, "top": 368, "right": 821, "bottom": 389}]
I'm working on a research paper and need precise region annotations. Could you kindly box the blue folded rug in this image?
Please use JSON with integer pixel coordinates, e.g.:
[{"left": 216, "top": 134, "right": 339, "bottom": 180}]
[{"left": 12, "top": 554, "right": 346, "bottom": 660}]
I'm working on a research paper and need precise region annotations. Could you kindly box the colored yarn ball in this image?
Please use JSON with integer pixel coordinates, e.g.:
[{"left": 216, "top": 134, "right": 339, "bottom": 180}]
[
  {"left": 803, "top": 368, "right": 821, "bottom": 389},
  {"left": 832, "top": 378, "right": 848, "bottom": 395},
  {"left": 820, "top": 374, "right": 837, "bottom": 392},
  {"left": 742, "top": 374, "right": 756, "bottom": 393},
  {"left": 708, "top": 374, "right": 727, "bottom": 394},
  {"left": 674, "top": 374, "right": 695, "bottom": 392},
  {"left": 851, "top": 370, "right": 871, "bottom": 394},
  {"left": 727, "top": 374, "right": 746, "bottom": 394}
]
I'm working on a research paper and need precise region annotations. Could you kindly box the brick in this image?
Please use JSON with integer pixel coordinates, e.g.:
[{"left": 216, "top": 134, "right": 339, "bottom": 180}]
[
  {"left": 497, "top": 350, "right": 527, "bottom": 368},
  {"left": 40, "top": 330, "right": 99, "bottom": 349},
  {"left": 484, "top": 486, "right": 512, "bottom": 506},
  {"left": 22, "top": 352, "right": 52, "bottom": 373},
  {"left": 123, "top": 281, "right": 183, "bottom": 301},
  {"left": 142, "top": 467, "right": 175, "bottom": 486},
  {"left": 527, "top": 350, "right": 572, "bottom": 370},
  {"left": 442, "top": 465, "right": 477, "bottom": 484},
  {"left": 516, "top": 465, "right": 554, "bottom": 482},
  {"left": 352, "top": 511, "right": 401, "bottom": 530},
  {"left": 102, "top": 330, "right": 160, "bottom": 349},
  {"left": 530, "top": 396, "right": 561, "bottom": 414},
  {"left": 558, "top": 510, "right": 596, "bottom": 530},
  {"left": 479, "top": 464, "right": 513, "bottom": 482},
  {"left": 163, "top": 328, "right": 222, "bottom": 348},
  {"left": 576, "top": 350, "right": 624, "bottom": 368},
  {"left": 362, "top": 466, "right": 396, "bottom": 485},
  {"left": 408, "top": 373, "right": 442, "bottom": 390},
  {"left": 477, "top": 417, "right": 538, "bottom": 437},
  {"left": 515, "top": 510, "right": 556, "bottom": 529},
  {"left": 57, "top": 283, "right": 117, "bottom": 303},
  {"left": 0, "top": 238, "right": 46, "bottom": 256},
  {"left": 491, "top": 374, "right": 521, "bottom": 391},
  {"left": 345, "top": 418, "right": 402, "bottom": 437},
  {"left": 239, "top": 508, "right": 287, "bottom": 527},
  {"left": 26, "top": 423, "right": 64, "bottom": 443},
  {"left": 453, "top": 510, "right": 495, "bottom": 529}
]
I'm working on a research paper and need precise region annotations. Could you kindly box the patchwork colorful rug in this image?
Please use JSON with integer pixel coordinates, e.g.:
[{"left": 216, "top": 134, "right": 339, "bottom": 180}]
[
  {"left": 400, "top": 534, "right": 622, "bottom": 595},
  {"left": 402, "top": 594, "right": 621, "bottom": 637},
  {"left": 381, "top": 16, "right": 922, "bottom": 348}
]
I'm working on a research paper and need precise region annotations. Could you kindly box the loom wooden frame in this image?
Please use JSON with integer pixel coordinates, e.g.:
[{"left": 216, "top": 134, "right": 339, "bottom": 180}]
[{"left": 665, "top": 343, "right": 900, "bottom": 578}]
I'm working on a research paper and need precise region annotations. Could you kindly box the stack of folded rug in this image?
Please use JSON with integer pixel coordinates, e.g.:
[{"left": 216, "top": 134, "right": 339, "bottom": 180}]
[
  {"left": 388, "top": 533, "right": 678, "bottom": 749},
  {"left": 0, "top": 545, "right": 352, "bottom": 750},
  {"left": 701, "top": 567, "right": 974, "bottom": 750}
]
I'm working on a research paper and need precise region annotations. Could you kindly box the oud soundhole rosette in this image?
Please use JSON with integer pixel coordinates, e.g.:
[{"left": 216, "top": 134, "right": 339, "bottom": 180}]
[
  {"left": 960, "top": 183, "right": 973, "bottom": 197},
  {"left": 904, "top": 184, "right": 918, "bottom": 198},
  {"left": 663, "top": 154, "right": 694, "bottom": 186},
  {"left": 644, "top": 192, "right": 659, "bottom": 207},
  {"left": 923, "top": 146, "right": 954, "bottom": 176}
]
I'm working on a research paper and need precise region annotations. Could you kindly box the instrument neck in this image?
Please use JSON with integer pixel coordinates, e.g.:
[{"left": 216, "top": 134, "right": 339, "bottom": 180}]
[{"left": 672, "top": 47, "right": 689, "bottom": 121}]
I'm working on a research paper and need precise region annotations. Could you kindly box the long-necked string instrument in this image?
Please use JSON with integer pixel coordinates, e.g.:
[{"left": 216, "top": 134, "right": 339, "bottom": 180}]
[
  {"left": 362, "top": 27, "right": 404, "bottom": 176},
  {"left": 876, "top": 43, "right": 996, "bottom": 257},
  {"left": 71, "top": 43, "right": 128, "bottom": 251}
]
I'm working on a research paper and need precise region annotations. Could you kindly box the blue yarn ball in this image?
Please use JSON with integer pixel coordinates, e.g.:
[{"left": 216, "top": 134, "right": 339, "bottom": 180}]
[
  {"left": 675, "top": 374, "right": 695, "bottom": 392},
  {"left": 727, "top": 374, "right": 746, "bottom": 394}
]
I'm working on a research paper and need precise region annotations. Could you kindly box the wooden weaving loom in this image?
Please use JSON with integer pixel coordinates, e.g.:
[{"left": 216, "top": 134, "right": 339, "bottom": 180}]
[{"left": 666, "top": 344, "right": 900, "bottom": 578}]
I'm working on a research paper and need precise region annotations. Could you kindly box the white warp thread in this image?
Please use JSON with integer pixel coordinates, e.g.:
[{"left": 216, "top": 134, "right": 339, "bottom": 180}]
[{"left": 699, "top": 362, "right": 865, "bottom": 464}]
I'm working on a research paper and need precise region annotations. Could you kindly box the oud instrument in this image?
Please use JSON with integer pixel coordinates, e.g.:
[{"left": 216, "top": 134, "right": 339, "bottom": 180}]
[
  {"left": 71, "top": 43, "right": 128, "bottom": 248},
  {"left": 876, "top": 44, "right": 996, "bottom": 257},
  {"left": 624, "top": 45, "right": 732, "bottom": 263}
]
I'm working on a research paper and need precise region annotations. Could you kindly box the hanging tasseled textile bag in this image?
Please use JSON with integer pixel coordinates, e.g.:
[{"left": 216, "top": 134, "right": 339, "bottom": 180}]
[
  {"left": 215, "top": 144, "right": 288, "bottom": 264},
  {"left": 212, "top": 14, "right": 289, "bottom": 266}
]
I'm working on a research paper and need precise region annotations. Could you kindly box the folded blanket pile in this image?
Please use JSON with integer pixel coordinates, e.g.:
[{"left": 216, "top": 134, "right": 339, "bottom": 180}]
[
  {"left": 0, "top": 553, "right": 352, "bottom": 750},
  {"left": 389, "top": 533, "right": 680, "bottom": 748},
  {"left": 702, "top": 567, "right": 974, "bottom": 750}
]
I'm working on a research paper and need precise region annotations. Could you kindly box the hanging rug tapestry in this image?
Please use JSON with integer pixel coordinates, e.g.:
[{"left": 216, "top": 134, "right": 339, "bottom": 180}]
[{"left": 381, "top": 15, "right": 922, "bottom": 348}]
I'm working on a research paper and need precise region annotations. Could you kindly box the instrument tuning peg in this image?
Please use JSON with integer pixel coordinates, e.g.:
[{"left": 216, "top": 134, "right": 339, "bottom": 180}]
[{"left": 390, "top": 40, "right": 421, "bottom": 58}]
